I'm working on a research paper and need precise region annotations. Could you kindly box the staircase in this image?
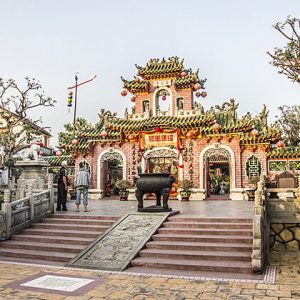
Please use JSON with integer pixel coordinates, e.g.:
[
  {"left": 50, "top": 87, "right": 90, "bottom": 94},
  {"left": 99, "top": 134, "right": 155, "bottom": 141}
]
[
  {"left": 0, "top": 214, "right": 119, "bottom": 266},
  {"left": 127, "top": 216, "right": 256, "bottom": 278}
]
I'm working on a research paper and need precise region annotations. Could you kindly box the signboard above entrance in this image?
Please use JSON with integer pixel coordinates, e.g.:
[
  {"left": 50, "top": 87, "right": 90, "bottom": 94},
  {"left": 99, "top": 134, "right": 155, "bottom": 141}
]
[{"left": 139, "top": 128, "right": 179, "bottom": 149}]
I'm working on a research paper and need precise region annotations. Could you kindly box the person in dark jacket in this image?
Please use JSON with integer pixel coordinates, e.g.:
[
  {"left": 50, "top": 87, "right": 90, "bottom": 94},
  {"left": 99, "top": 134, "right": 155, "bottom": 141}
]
[
  {"left": 57, "top": 161, "right": 69, "bottom": 211},
  {"left": 74, "top": 162, "right": 90, "bottom": 212}
]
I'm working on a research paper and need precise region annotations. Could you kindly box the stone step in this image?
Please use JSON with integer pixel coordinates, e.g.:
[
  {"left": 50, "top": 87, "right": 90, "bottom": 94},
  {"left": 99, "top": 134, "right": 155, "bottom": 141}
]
[
  {"left": 50, "top": 214, "right": 119, "bottom": 221},
  {"left": 42, "top": 218, "right": 116, "bottom": 226},
  {"left": 0, "top": 247, "right": 74, "bottom": 262},
  {"left": 152, "top": 234, "right": 253, "bottom": 244},
  {"left": 12, "top": 234, "right": 92, "bottom": 245},
  {"left": 163, "top": 222, "right": 252, "bottom": 229},
  {"left": 146, "top": 241, "right": 252, "bottom": 252},
  {"left": 0, "top": 256, "right": 66, "bottom": 266},
  {"left": 158, "top": 227, "right": 252, "bottom": 236},
  {"left": 131, "top": 257, "right": 252, "bottom": 273},
  {"left": 22, "top": 228, "right": 101, "bottom": 238},
  {"left": 0, "top": 240, "right": 86, "bottom": 253},
  {"left": 168, "top": 217, "right": 253, "bottom": 223},
  {"left": 32, "top": 223, "right": 108, "bottom": 232},
  {"left": 125, "top": 267, "right": 263, "bottom": 280},
  {"left": 139, "top": 249, "right": 251, "bottom": 261}
]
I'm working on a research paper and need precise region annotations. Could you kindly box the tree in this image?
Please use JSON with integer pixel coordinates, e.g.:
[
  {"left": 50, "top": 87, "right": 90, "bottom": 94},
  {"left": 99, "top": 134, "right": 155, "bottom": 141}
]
[
  {"left": 267, "top": 16, "right": 300, "bottom": 83},
  {"left": 276, "top": 105, "right": 300, "bottom": 146},
  {"left": 0, "top": 77, "right": 55, "bottom": 167},
  {"left": 58, "top": 117, "right": 93, "bottom": 146}
]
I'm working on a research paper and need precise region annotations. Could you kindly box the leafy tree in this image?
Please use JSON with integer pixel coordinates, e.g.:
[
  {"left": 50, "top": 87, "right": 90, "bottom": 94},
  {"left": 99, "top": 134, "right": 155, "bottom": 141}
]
[
  {"left": 0, "top": 77, "right": 55, "bottom": 167},
  {"left": 58, "top": 117, "right": 93, "bottom": 146},
  {"left": 267, "top": 16, "right": 300, "bottom": 83},
  {"left": 276, "top": 105, "right": 300, "bottom": 146}
]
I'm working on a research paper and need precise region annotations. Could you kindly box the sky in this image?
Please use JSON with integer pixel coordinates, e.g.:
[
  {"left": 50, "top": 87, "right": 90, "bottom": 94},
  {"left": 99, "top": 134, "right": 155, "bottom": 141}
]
[{"left": 0, "top": 0, "right": 299, "bottom": 145}]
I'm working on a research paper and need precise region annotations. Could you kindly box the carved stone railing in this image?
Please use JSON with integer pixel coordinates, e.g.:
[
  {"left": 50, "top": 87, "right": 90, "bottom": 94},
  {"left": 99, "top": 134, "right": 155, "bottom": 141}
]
[
  {"left": 1, "top": 188, "right": 54, "bottom": 239},
  {"left": 251, "top": 175, "right": 269, "bottom": 272},
  {"left": 0, "top": 173, "right": 55, "bottom": 240}
]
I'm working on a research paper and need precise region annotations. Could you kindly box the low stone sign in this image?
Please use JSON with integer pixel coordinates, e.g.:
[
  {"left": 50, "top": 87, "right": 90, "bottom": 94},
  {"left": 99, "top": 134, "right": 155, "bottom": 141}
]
[
  {"left": 276, "top": 171, "right": 298, "bottom": 188},
  {"left": 68, "top": 211, "right": 177, "bottom": 271}
]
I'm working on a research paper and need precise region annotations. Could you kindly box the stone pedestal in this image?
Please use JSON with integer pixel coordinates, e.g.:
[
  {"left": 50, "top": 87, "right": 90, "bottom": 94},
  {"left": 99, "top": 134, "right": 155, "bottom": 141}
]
[{"left": 15, "top": 159, "right": 50, "bottom": 193}]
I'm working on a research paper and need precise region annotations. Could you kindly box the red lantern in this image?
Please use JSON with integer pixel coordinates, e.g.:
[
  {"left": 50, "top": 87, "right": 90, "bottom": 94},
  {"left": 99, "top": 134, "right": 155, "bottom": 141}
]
[
  {"left": 201, "top": 91, "right": 207, "bottom": 98},
  {"left": 155, "top": 127, "right": 163, "bottom": 132},
  {"left": 250, "top": 129, "right": 258, "bottom": 137},
  {"left": 162, "top": 95, "right": 166, "bottom": 101},
  {"left": 181, "top": 71, "right": 187, "bottom": 77},
  {"left": 194, "top": 83, "right": 201, "bottom": 90},
  {"left": 186, "top": 130, "right": 194, "bottom": 139},
  {"left": 196, "top": 92, "right": 201, "bottom": 98},
  {"left": 72, "top": 138, "right": 78, "bottom": 145},
  {"left": 121, "top": 90, "right": 127, "bottom": 97},
  {"left": 100, "top": 130, "right": 108, "bottom": 137},
  {"left": 131, "top": 95, "right": 136, "bottom": 102},
  {"left": 39, "top": 151, "right": 43, "bottom": 156},
  {"left": 277, "top": 140, "right": 284, "bottom": 148},
  {"left": 56, "top": 151, "right": 62, "bottom": 157},
  {"left": 212, "top": 122, "right": 221, "bottom": 131}
]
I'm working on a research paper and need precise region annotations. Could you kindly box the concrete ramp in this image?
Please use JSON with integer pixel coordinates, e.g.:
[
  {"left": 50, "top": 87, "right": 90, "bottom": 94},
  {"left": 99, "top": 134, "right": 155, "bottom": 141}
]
[{"left": 67, "top": 211, "right": 178, "bottom": 271}]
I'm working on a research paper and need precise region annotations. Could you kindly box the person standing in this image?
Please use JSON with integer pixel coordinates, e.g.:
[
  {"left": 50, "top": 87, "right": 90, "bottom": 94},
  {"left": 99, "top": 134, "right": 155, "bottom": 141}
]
[
  {"left": 74, "top": 162, "right": 90, "bottom": 212},
  {"left": 57, "top": 161, "right": 69, "bottom": 211}
]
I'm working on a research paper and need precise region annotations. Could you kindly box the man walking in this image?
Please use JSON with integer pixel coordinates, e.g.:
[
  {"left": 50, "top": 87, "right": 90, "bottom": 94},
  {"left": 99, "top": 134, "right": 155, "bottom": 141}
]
[
  {"left": 57, "top": 160, "right": 69, "bottom": 211},
  {"left": 74, "top": 162, "right": 90, "bottom": 212}
]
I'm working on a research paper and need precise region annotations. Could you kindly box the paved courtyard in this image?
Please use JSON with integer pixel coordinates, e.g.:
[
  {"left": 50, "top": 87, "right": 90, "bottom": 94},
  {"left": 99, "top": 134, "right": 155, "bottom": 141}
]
[
  {"left": 62, "top": 198, "right": 254, "bottom": 218},
  {"left": 0, "top": 251, "right": 299, "bottom": 299}
]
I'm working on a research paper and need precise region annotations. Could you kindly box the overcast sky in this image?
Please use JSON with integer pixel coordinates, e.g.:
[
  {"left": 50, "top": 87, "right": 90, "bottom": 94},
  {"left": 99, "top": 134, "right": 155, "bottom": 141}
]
[{"left": 0, "top": 0, "right": 299, "bottom": 145}]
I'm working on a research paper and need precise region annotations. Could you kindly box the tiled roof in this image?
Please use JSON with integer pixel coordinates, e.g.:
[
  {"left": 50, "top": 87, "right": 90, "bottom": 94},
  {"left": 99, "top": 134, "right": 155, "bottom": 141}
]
[
  {"left": 240, "top": 129, "right": 281, "bottom": 145},
  {"left": 121, "top": 77, "right": 148, "bottom": 94},
  {"left": 267, "top": 147, "right": 300, "bottom": 158},
  {"left": 44, "top": 155, "right": 75, "bottom": 166},
  {"left": 136, "top": 57, "right": 184, "bottom": 80},
  {"left": 105, "top": 114, "right": 216, "bottom": 133}
]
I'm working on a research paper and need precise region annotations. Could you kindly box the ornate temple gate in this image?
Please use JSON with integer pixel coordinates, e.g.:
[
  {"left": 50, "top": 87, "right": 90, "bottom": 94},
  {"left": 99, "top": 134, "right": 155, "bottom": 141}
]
[
  {"left": 99, "top": 150, "right": 125, "bottom": 197},
  {"left": 202, "top": 146, "right": 232, "bottom": 199}
]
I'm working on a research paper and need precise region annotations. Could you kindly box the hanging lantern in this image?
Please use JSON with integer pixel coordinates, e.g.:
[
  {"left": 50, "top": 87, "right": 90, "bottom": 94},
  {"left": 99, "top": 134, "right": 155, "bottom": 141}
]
[
  {"left": 194, "top": 83, "right": 201, "bottom": 90},
  {"left": 276, "top": 140, "right": 284, "bottom": 148},
  {"left": 181, "top": 71, "right": 187, "bottom": 77},
  {"left": 39, "top": 151, "right": 43, "bottom": 156},
  {"left": 212, "top": 122, "right": 221, "bottom": 131},
  {"left": 201, "top": 91, "right": 207, "bottom": 98},
  {"left": 131, "top": 95, "right": 136, "bottom": 102},
  {"left": 72, "top": 138, "right": 78, "bottom": 145},
  {"left": 100, "top": 130, "right": 108, "bottom": 137},
  {"left": 195, "top": 92, "right": 201, "bottom": 98},
  {"left": 155, "top": 127, "right": 163, "bottom": 132},
  {"left": 67, "top": 91, "right": 73, "bottom": 107},
  {"left": 250, "top": 129, "right": 258, "bottom": 137},
  {"left": 186, "top": 130, "right": 194, "bottom": 139},
  {"left": 56, "top": 151, "right": 62, "bottom": 157},
  {"left": 162, "top": 95, "right": 166, "bottom": 101},
  {"left": 121, "top": 90, "right": 127, "bottom": 97}
]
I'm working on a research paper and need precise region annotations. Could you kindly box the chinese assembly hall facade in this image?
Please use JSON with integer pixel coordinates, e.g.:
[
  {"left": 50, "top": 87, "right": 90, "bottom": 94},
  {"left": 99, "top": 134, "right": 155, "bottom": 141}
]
[{"left": 62, "top": 57, "right": 300, "bottom": 200}]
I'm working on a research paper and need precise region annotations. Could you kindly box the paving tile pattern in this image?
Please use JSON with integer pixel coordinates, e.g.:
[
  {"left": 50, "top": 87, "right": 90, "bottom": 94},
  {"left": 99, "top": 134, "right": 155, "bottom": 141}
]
[{"left": 0, "top": 250, "right": 299, "bottom": 299}]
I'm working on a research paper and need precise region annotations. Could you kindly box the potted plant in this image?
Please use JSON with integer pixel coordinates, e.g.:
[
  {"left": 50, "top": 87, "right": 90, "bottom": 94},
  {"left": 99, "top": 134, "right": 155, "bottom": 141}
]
[
  {"left": 247, "top": 176, "right": 259, "bottom": 201},
  {"left": 115, "top": 179, "right": 131, "bottom": 201},
  {"left": 178, "top": 180, "right": 193, "bottom": 201}
]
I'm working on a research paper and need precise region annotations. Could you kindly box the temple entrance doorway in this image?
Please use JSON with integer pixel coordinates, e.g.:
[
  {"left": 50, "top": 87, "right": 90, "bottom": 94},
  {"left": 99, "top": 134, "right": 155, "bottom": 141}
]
[
  {"left": 203, "top": 146, "right": 232, "bottom": 200},
  {"left": 207, "top": 161, "right": 230, "bottom": 200},
  {"left": 145, "top": 148, "right": 178, "bottom": 197},
  {"left": 100, "top": 152, "right": 124, "bottom": 197}
]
